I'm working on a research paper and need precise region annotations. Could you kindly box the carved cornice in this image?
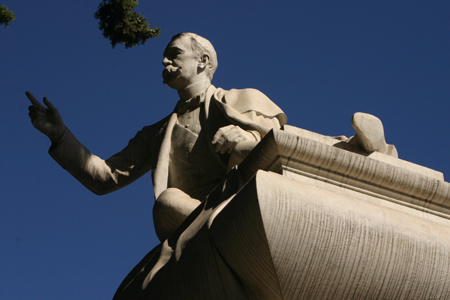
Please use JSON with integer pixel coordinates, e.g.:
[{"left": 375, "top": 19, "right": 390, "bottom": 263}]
[{"left": 239, "top": 129, "right": 450, "bottom": 217}]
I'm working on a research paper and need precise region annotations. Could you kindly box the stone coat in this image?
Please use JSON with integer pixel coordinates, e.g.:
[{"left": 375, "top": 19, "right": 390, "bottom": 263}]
[{"left": 48, "top": 85, "right": 286, "bottom": 201}]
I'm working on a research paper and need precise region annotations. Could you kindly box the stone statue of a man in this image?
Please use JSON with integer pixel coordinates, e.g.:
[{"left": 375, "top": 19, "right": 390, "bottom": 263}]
[{"left": 27, "top": 32, "right": 287, "bottom": 241}]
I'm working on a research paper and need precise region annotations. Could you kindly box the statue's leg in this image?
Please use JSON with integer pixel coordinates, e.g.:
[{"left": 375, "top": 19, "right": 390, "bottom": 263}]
[{"left": 153, "top": 188, "right": 201, "bottom": 241}]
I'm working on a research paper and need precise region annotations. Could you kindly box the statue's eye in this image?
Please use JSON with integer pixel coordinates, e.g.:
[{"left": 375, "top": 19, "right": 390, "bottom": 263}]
[{"left": 164, "top": 48, "right": 183, "bottom": 60}]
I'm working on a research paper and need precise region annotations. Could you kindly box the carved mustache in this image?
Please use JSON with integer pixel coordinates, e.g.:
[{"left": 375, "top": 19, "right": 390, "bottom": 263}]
[{"left": 165, "top": 66, "right": 181, "bottom": 73}]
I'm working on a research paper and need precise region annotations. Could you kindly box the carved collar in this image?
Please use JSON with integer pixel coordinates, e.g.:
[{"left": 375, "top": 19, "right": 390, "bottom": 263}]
[{"left": 177, "top": 80, "right": 211, "bottom": 100}]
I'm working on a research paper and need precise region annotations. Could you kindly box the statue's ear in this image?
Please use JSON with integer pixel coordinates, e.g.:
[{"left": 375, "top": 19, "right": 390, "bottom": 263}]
[{"left": 198, "top": 54, "right": 209, "bottom": 69}]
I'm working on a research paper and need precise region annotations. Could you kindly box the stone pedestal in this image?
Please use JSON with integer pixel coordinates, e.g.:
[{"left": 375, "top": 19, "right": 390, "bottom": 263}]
[{"left": 114, "top": 129, "right": 450, "bottom": 300}]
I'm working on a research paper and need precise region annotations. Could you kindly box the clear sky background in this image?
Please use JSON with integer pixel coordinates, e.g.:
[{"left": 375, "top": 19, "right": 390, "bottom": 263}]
[{"left": 2, "top": 1, "right": 449, "bottom": 299}]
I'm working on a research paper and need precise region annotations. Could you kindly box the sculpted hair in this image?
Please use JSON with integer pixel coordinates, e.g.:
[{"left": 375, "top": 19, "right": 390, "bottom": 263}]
[{"left": 172, "top": 32, "right": 218, "bottom": 81}]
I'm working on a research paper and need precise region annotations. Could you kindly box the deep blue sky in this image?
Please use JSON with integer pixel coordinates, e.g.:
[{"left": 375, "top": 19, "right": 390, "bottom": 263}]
[{"left": 2, "top": 1, "right": 449, "bottom": 299}]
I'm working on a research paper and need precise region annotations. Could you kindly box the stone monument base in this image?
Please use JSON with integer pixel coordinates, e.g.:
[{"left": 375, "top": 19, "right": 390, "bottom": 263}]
[{"left": 114, "top": 129, "right": 450, "bottom": 300}]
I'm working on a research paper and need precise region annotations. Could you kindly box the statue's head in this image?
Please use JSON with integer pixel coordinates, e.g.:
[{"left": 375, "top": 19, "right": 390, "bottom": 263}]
[{"left": 162, "top": 32, "right": 218, "bottom": 90}]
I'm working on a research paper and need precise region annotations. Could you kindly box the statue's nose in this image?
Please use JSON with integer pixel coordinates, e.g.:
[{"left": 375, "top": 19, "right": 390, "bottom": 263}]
[{"left": 162, "top": 57, "right": 171, "bottom": 66}]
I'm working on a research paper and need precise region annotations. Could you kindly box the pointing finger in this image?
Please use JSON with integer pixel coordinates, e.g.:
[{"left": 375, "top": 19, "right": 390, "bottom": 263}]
[{"left": 26, "top": 91, "right": 44, "bottom": 107}]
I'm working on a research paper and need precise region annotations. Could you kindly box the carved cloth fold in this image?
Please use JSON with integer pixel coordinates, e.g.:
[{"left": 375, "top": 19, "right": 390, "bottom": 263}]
[{"left": 152, "top": 85, "right": 287, "bottom": 199}]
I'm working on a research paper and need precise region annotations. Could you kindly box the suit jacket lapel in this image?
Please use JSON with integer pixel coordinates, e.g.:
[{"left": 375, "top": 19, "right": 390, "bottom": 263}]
[{"left": 153, "top": 112, "right": 178, "bottom": 199}]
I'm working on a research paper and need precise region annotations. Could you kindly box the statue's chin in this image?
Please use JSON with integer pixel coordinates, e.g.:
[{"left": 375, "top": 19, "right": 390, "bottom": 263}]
[
  {"left": 162, "top": 76, "right": 176, "bottom": 86},
  {"left": 162, "top": 69, "right": 181, "bottom": 85},
  {"left": 163, "top": 78, "right": 181, "bottom": 91}
]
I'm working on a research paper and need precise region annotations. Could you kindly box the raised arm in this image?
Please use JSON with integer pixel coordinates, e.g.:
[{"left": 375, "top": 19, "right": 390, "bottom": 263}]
[{"left": 26, "top": 92, "right": 159, "bottom": 195}]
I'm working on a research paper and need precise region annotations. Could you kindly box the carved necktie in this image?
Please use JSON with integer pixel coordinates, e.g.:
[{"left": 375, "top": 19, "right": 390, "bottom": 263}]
[{"left": 174, "top": 94, "right": 204, "bottom": 115}]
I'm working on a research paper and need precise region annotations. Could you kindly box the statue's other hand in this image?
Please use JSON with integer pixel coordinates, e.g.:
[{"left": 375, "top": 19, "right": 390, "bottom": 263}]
[
  {"left": 27, "top": 91, "right": 66, "bottom": 143},
  {"left": 212, "top": 125, "right": 255, "bottom": 154}
]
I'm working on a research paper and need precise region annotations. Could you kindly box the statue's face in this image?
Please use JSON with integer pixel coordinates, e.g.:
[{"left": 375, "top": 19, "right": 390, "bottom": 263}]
[{"left": 162, "top": 36, "right": 199, "bottom": 90}]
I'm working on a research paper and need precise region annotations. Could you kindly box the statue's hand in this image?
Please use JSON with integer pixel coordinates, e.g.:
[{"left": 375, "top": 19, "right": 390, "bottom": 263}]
[
  {"left": 27, "top": 91, "right": 66, "bottom": 143},
  {"left": 212, "top": 125, "right": 255, "bottom": 154}
]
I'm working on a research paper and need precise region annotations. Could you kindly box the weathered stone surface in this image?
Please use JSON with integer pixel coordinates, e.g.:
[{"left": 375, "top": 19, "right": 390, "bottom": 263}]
[
  {"left": 241, "top": 129, "right": 449, "bottom": 215},
  {"left": 115, "top": 128, "right": 450, "bottom": 299},
  {"left": 26, "top": 31, "right": 449, "bottom": 299},
  {"left": 256, "top": 171, "right": 450, "bottom": 299}
]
